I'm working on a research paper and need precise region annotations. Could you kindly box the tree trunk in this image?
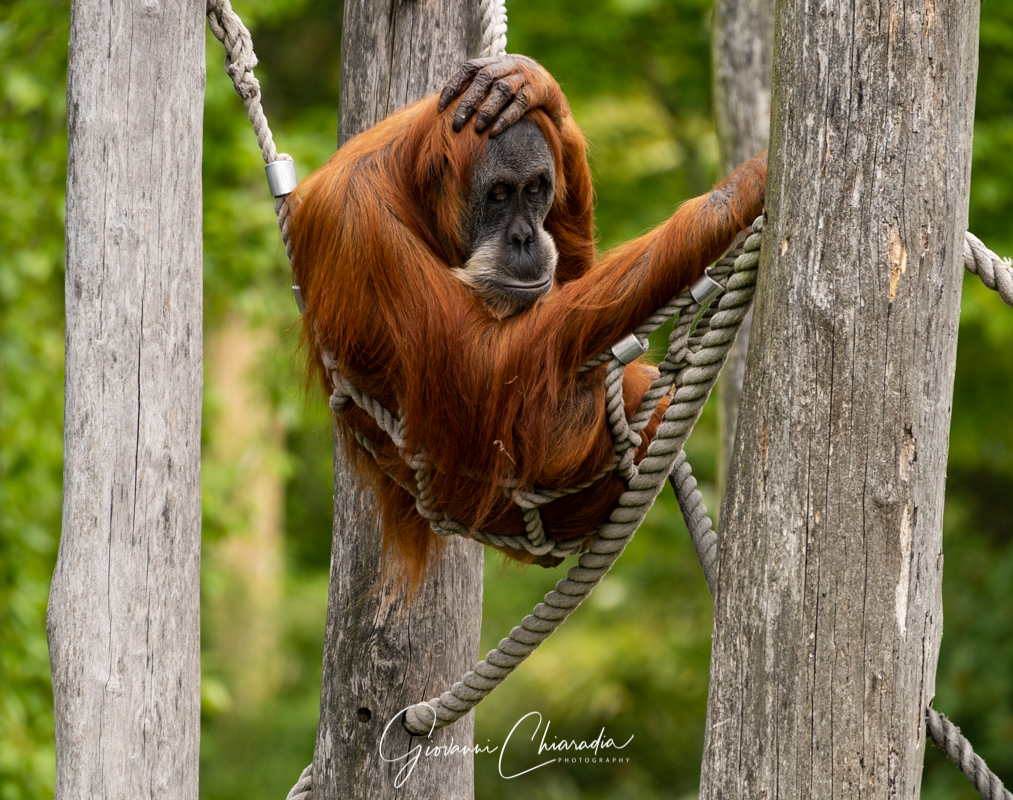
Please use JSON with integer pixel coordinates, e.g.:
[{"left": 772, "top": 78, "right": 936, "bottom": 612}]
[
  {"left": 311, "top": 3, "right": 484, "bottom": 799},
  {"left": 49, "top": 0, "right": 204, "bottom": 797},
  {"left": 712, "top": 0, "right": 774, "bottom": 494},
  {"left": 701, "top": 2, "right": 979, "bottom": 797}
]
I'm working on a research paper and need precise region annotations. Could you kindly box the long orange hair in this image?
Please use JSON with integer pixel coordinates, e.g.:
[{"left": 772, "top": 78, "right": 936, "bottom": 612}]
[{"left": 288, "top": 70, "right": 767, "bottom": 594}]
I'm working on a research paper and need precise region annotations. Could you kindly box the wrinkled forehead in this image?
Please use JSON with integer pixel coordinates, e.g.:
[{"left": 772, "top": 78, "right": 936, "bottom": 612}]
[{"left": 481, "top": 118, "right": 555, "bottom": 182}]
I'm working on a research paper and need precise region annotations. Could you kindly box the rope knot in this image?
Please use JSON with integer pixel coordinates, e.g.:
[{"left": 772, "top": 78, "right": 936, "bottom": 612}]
[{"left": 225, "top": 62, "right": 260, "bottom": 100}]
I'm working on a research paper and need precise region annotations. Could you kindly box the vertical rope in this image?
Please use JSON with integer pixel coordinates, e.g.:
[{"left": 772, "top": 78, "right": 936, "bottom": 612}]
[
  {"left": 478, "top": 0, "right": 508, "bottom": 57},
  {"left": 206, "top": 0, "right": 280, "bottom": 165}
]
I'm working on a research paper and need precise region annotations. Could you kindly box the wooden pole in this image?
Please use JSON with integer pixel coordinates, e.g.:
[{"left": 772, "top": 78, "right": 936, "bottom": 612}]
[
  {"left": 711, "top": 0, "right": 774, "bottom": 494},
  {"left": 49, "top": 0, "right": 204, "bottom": 797},
  {"left": 701, "top": 1, "right": 979, "bottom": 796},
  {"left": 311, "top": 3, "right": 484, "bottom": 798}
]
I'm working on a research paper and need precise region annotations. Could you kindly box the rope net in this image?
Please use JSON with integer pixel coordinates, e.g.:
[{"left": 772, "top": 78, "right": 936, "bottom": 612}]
[{"left": 204, "top": 0, "right": 1013, "bottom": 796}]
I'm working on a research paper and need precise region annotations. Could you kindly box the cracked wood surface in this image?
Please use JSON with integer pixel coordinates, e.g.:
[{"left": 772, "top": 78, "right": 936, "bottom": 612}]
[
  {"left": 701, "top": 2, "right": 979, "bottom": 797},
  {"left": 712, "top": 0, "right": 774, "bottom": 494},
  {"left": 49, "top": 0, "right": 205, "bottom": 797},
  {"left": 312, "top": 3, "right": 483, "bottom": 799}
]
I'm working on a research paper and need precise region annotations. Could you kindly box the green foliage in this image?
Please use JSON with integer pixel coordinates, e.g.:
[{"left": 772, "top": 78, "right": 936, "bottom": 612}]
[
  {"left": 509, "top": 0, "right": 720, "bottom": 245},
  {"left": 920, "top": 5, "right": 1013, "bottom": 796},
  {"left": 199, "top": 574, "right": 328, "bottom": 800},
  {"left": 198, "top": 6, "right": 341, "bottom": 798},
  {"left": 1, "top": 0, "right": 1011, "bottom": 798},
  {"left": 0, "top": 1, "right": 68, "bottom": 797}
]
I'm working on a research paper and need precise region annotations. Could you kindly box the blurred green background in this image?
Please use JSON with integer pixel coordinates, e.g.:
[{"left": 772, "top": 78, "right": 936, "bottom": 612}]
[{"left": 1, "top": 1, "right": 1010, "bottom": 798}]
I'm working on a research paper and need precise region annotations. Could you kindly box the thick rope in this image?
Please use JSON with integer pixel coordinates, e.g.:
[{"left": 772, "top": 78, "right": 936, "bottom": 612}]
[
  {"left": 478, "top": 0, "right": 508, "bottom": 59},
  {"left": 284, "top": 764, "right": 312, "bottom": 800},
  {"left": 964, "top": 232, "right": 1013, "bottom": 308},
  {"left": 927, "top": 708, "right": 1012, "bottom": 800},
  {"left": 668, "top": 452, "right": 718, "bottom": 596},
  {"left": 401, "top": 222, "right": 764, "bottom": 735}
]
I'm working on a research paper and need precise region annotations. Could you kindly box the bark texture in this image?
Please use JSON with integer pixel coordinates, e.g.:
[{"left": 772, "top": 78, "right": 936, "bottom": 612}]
[
  {"left": 712, "top": 0, "right": 774, "bottom": 492},
  {"left": 311, "top": 3, "right": 484, "bottom": 799},
  {"left": 49, "top": 0, "right": 204, "bottom": 798},
  {"left": 701, "top": 1, "right": 979, "bottom": 797}
]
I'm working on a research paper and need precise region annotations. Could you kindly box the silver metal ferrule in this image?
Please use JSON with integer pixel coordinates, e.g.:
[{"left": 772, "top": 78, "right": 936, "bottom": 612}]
[
  {"left": 266, "top": 159, "right": 298, "bottom": 197},
  {"left": 611, "top": 333, "right": 647, "bottom": 365},
  {"left": 690, "top": 268, "right": 724, "bottom": 306}
]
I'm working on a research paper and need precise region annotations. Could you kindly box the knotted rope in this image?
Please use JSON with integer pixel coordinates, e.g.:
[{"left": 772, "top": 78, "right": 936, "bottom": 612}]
[{"left": 204, "top": 0, "right": 1012, "bottom": 797}]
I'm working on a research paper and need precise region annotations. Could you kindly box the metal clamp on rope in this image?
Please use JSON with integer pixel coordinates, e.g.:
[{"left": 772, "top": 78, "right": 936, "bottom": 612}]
[
  {"left": 690, "top": 267, "right": 723, "bottom": 306},
  {"left": 265, "top": 159, "right": 298, "bottom": 197},
  {"left": 611, "top": 333, "right": 647, "bottom": 365}
]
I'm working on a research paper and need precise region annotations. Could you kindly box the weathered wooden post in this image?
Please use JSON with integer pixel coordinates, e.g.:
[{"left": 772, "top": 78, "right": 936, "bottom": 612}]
[
  {"left": 701, "top": 1, "right": 979, "bottom": 796},
  {"left": 49, "top": 0, "right": 204, "bottom": 797},
  {"left": 310, "top": 3, "right": 485, "bottom": 798},
  {"left": 711, "top": 0, "right": 774, "bottom": 489}
]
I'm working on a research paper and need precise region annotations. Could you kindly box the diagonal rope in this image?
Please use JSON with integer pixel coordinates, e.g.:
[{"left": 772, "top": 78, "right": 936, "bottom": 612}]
[
  {"left": 284, "top": 764, "right": 313, "bottom": 800},
  {"left": 927, "top": 708, "right": 1012, "bottom": 800},
  {"left": 668, "top": 451, "right": 718, "bottom": 596},
  {"left": 206, "top": 0, "right": 296, "bottom": 269},
  {"left": 964, "top": 232, "right": 1013, "bottom": 308}
]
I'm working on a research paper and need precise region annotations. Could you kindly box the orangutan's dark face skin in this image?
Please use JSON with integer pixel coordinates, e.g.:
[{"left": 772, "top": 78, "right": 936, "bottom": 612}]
[{"left": 453, "top": 118, "right": 558, "bottom": 317}]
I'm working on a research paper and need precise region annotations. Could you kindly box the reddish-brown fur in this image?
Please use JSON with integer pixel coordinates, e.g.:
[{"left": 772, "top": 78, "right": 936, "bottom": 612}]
[{"left": 288, "top": 64, "right": 767, "bottom": 594}]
